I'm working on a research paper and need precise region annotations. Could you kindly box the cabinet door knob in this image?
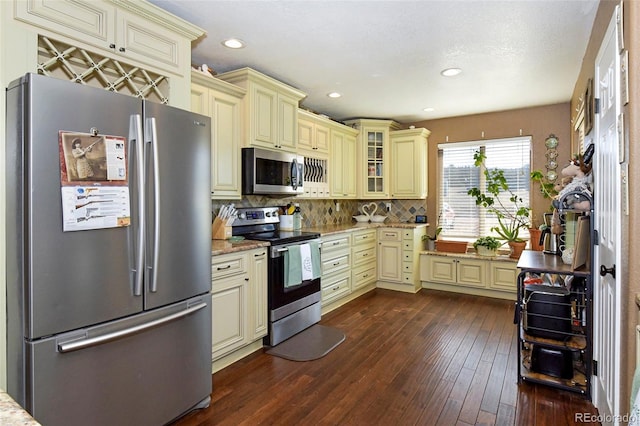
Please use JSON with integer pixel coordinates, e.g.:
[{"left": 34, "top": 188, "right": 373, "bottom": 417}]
[
  {"left": 119, "top": 47, "right": 126, "bottom": 52},
  {"left": 599, "top": 264, "right": 616, "bottom": 278},
  {"left": 109, "top": 43, "right": 116, "bottom": 49}
]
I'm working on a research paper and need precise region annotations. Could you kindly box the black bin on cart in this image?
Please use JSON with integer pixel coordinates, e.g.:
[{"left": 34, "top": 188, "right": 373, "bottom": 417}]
[{"left": 523, "top": 284, "right": 572, "bottom": 340}]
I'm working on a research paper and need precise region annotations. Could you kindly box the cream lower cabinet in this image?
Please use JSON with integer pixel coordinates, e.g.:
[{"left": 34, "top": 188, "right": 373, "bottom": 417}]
[
  {"left": 351, "top": 228, "right": 377, "bottom": 291},
  {"left": 419, "top": 253, "right": 517, "bottom": 300},
  {"left": 377, "top": 227, "right": 426, "bottom": 293},
  {"left": 211, "top": 248, "right": 267, "bottom": 362},
  {"left": 320, "top": 233, "right": 352, "bottom": 306},
  {"left": 191, "top": 71, "right": 245, "bottom": 199}
]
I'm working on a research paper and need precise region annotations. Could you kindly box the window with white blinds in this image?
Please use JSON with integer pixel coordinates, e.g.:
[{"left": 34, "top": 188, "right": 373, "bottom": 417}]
[{"left": 437, "top": 137, "right": 531, "bottom": 240}]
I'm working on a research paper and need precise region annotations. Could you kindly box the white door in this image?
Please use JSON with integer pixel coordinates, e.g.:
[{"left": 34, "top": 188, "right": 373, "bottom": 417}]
[{"left": 593, "top": 6, "right": 622, "bottom": 423}]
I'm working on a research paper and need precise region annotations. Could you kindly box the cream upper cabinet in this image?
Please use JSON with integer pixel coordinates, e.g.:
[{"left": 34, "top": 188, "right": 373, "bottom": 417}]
[
  {"left": 14, "top": 0, "right": 201, "bottom": 76},
  {"left": 191, "top": 71, "right": 246, "bottom": 200},
  {"left": 297, "top": 109, "right": 329, "bottom": 155},
  {"left": 216, "top": 68, "right": 306, "bottom": 152},
  {"left": 344, "top": 119, "right": 400, "bottom": 199},
  {"left": 329, "top": 126, "right": 358, "bottom": 198},
  {"left": 390, "top": 128, "right": 430, "bottom": 199}
]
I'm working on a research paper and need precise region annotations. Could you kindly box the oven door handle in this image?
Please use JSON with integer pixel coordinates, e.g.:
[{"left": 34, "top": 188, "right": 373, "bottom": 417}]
[{"left": 271, "top": 246, "right": 289, "bottom": 258}]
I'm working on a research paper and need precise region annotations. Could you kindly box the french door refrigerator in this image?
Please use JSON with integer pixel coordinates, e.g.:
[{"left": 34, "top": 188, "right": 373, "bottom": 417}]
[{"left": 6, "top": 73, "right": 212, "bottom": 426}]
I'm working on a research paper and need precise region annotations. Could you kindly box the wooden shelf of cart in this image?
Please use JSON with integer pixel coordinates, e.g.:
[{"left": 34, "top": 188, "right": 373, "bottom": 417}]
[{"left": 515, "top": 250, "right": 593, "bottom": 399}]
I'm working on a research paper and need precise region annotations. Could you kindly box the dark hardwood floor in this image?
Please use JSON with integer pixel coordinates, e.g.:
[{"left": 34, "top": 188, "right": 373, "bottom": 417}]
[{"left": 172, "top": 289, "right": 599, "bottom": 426}]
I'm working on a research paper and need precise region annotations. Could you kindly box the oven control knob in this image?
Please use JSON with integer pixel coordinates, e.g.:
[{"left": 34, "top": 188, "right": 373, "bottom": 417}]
[
  {"left": 265, "top": 211, "right": 271, "bottom": 217},
  {"left": 272, "top": 211, "right": 278, "bottom": 218},
  {"left": 238, "top": 212, "right": 246, "bottom": 219}
]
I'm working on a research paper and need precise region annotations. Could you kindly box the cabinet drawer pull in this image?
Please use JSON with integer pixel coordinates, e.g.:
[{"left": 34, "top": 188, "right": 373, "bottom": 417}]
[
  {"left": 385, "top": 233, "right": 395, "bottom": 236},
  {"left": 109, "top": 43, "right": 116, "bottom": 49},
  {"left": 332, "top": 262, "right": 340, "bottom": 266},
  {"left": 333, "top": 286, "right": 340, "bottom": 291},
  {"left": 216, "top": 264, "right": 232, "bottom": 270},
  {"left": 255, "top": 252, "right": 266, "bottom": 257}
]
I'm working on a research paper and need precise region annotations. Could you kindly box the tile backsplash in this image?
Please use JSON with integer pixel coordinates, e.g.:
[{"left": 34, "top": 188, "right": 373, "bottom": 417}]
[{"left": 212, "top": 197, "right": 427, "bottom": 227}]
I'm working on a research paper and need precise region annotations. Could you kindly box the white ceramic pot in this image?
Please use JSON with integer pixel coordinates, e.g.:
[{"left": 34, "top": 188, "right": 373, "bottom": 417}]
[{"left": 476, "top": 246, "right": 497, "bottom": 257}]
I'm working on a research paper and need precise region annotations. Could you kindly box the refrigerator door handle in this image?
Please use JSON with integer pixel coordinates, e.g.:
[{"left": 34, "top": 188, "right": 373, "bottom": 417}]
[
  {"left": 57, "top": 301, "right": 207, "bottom": 353},
  {"left": 145, "top": 117, "right": 160, "bottom": 293},
  {"left": 130, "top": 114, "right": 145, "bottom": 297}
]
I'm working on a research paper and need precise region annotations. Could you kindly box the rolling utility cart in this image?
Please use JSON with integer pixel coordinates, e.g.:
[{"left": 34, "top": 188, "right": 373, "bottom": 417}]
[{"left": 515, "top": 191, "right": 594, "bottom": 398}]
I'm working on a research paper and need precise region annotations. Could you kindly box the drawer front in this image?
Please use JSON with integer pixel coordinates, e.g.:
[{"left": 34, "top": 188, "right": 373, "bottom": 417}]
[
  {"left": 352, "top": 264, "right": 376, "bottom": 290},
  {"left": 403, "top": 240, "right": 414, "bottom": 250},
  {"left": 378, "top": 229, "right": 401, "bottom": 242},
  {"left": 403, "top": 251, "right": 413, "bottom": 262},
  {"left": 402, "top": 230, "right": 415, "bottom": 240},
  {"left": 353, "top": 245, "right": 376, "bottom": 266},
  {"left": 352, "top": 229, "right": 376, "bottom": 246},
  {"left": 321, "top": 234, "right": 351, "bottom": 254},
  {"left": 321, "top": 271, "right": 351, "bottom": 303},
  {"left": 212, "top": 253, "right": 247, "bottom": 279},
  {"left": 321, "top": 253, "right": 351, "bottom": 275},
  {"left": 402, "top": 272, "right": 415, "bottom": 284},
  {"left": 402, "top": 261, "right": 414, "bottom": 274}
]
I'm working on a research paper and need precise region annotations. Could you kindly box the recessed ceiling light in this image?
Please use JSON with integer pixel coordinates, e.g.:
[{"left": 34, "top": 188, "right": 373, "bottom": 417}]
[
  {"left": 222, "top": 38, "right": 245, "bottom": 49},
  {"left": 441, "top": 67, "right": 462, "bottom": 77},
  {"left": 327, "top": 92, "right": 342, "bottom": 98},
  {"left": 423, "top": 107, "right": 435, "bottom": 112}
]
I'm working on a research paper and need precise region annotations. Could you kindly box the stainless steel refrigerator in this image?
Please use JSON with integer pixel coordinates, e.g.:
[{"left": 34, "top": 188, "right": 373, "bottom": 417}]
[{"left": 6, "top": 73, "right": 212, "bottom": 426}]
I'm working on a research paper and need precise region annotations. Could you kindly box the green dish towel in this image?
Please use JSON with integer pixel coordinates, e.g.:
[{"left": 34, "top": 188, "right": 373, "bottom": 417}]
[{"left": 284, "top": 245, "right": 302, "bottom": 288}]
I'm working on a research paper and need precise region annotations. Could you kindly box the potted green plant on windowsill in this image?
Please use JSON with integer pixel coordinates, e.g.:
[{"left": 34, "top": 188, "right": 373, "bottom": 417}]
[
  {"left": 421, "top": 227, "right": 442, "bottom": 251},
  {"left": 467, "top": 150, "right": 531, "bottom": 259},
  {"left": 473, "top": 236, "right": 502, "bottom": 257}
]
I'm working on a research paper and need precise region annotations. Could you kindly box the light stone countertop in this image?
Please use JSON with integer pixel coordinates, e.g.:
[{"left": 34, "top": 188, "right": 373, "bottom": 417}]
[
  {"left": 211, "top": 239, "right": 270, "bottom": 256},
  {"left": 0, "top": 391, "right": 40, "bottom": 425},
  {"left": 420, "top": 249, "right": 519, "bottom": 263},
  {"left": 211, "top": 222, "right": 429, "bottom": 256},
  {"left": 305, "top": 222, "right": 429, "bottom": 236}
]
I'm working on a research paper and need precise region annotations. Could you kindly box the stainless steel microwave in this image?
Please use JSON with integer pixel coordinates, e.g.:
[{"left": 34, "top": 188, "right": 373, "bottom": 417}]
[{"left": 242, "top": 147, "right": 304, "bottom": 195}]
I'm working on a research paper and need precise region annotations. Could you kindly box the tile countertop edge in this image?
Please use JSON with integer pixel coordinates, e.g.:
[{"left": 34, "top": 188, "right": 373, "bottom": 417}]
[
  {"left": 306, "top": 222, "right": 429, "bottom": 236},
  {"left": 212, "top": 240, "right": 270, "bottom": 256},
  {"left": 420, "top": 250, "right": 519, "bottom": 263},
  {"left": 0, "top": 390, "right": 41, "bottom": 425}
]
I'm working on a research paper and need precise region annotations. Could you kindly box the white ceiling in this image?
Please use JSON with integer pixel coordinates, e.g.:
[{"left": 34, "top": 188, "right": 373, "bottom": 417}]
[{"left": 150, "top": 0, "right": 599, "bottom": 124}]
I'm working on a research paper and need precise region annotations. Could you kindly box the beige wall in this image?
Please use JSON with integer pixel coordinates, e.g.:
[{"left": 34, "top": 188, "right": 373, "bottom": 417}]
[{"left": 413, "top": 103, "right": 571, "bottom": 230}]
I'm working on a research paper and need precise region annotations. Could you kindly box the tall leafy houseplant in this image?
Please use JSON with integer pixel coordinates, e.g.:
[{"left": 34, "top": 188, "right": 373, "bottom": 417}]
[{"left": 467, "top": 151, "right": 531, "bottom": 257}]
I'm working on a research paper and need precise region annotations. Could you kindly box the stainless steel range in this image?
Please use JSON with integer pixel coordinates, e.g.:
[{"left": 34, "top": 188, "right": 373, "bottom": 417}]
[{"left": 231, "top": 207, "right": 321, "bottom": 346}]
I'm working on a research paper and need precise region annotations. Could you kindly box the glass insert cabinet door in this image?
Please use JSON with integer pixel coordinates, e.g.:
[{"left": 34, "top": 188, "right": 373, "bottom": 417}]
[{"left": 367, "top": 130, "right": 384, "bottom": 193}]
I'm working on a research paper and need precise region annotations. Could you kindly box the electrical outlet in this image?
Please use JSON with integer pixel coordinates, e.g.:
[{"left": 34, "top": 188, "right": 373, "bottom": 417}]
[
  {"left": 385, "top": 202, "right": 392, "bottom": 212},
  {"left": 335, "top": 202, "right": 340, "bottom": 212}
]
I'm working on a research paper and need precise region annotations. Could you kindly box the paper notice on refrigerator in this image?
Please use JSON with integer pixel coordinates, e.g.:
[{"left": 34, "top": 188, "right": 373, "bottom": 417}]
[
  {"left": 59, "top": 131, "right": 130, "bottom": 231},
  {"left": 59, "top": 131, "right": 127, "bottom": 185},
  {"left": 61, "top": 186, "right": 131, "bottom": 232}
]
